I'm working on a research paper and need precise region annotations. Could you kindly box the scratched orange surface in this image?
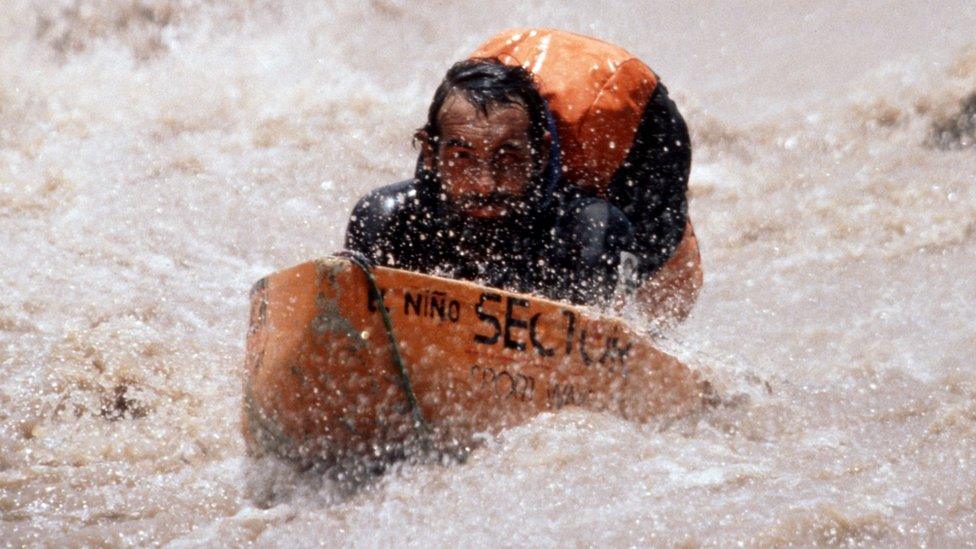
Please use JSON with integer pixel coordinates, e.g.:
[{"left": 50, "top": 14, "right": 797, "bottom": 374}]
[{"left": 243, "top": 258, "right": 704, "bottom": 468}]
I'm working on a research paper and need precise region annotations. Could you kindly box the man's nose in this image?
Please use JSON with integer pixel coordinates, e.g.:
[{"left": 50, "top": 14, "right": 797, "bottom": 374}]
[{"left": 468, "top": 167, "right": 495, "bottom": 194}]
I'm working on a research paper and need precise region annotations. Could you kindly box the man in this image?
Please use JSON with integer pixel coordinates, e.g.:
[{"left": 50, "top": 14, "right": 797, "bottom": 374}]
[{"left": 346, "top": 29, "right": 700, "bottom": 319}]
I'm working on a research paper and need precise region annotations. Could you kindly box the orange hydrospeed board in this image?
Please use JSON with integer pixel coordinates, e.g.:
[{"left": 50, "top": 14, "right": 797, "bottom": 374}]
[{"left": 243, "top": 257, "right": 707, "bottom": 468}]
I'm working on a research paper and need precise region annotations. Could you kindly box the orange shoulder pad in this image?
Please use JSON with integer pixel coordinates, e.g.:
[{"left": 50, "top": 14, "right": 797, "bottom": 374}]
[{"left": 472, "top": 28, "right": 658, "bottom": 193}]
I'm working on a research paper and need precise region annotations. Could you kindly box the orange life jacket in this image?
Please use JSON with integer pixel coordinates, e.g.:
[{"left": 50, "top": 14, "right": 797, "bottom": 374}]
[
  {"left": 471, "top": 28, "right": 658, "bottom": 193},
  {"left": 471, "top": 28, "right": 702, "bottom": 322}
]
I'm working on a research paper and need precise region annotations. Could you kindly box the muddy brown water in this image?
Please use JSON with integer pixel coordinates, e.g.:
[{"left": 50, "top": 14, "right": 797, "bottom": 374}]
[{"left": 2, "top": 1, "right": 975, "bottom": 545}]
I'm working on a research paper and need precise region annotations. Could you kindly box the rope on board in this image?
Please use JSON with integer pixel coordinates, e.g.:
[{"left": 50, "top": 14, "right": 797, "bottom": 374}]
[{"left": 334, "top": 250, "right": 431, "bottom": 444}]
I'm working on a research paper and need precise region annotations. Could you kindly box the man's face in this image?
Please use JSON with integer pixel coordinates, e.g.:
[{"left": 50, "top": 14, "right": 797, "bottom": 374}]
[{"left": 433, "top": 92, "right": 536, "bottom": 219}]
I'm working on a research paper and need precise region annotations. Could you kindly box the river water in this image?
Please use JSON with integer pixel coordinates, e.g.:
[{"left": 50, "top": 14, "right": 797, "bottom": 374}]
[{"left": 2, "top": 1, "right": 975, "bottom": 546}]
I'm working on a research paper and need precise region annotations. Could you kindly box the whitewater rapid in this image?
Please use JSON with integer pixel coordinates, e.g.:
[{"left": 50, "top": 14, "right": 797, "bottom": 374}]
[{"left": 2, "top": 1, "right": 975, "bottom": 545}]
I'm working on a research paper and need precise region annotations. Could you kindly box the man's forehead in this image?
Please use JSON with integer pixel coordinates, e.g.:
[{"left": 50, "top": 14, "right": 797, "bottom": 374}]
[{"left": 437, "top": 92, "right": 531, "bottom": 145}]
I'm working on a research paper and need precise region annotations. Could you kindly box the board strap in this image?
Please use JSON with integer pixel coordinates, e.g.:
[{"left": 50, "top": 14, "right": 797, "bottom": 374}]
[{"left": 334, "top": 250, "right": 431, "bottom": 445}]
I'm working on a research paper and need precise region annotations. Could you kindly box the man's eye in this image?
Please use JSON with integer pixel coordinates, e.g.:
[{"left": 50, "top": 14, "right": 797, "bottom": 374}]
[
  {"left": 451, "top": 151, "right": 471, "bottom": 160},
  {"left": 495, "top": 152, "right": 530, "bottom": 169}
]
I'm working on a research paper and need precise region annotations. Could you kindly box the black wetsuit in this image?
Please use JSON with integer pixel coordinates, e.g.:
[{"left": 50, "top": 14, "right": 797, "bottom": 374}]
[{"left": 345, "top": 83, "right": 690, "bottom": 306}]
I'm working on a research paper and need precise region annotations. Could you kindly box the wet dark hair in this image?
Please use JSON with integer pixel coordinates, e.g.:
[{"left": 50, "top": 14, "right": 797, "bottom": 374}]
[{"left": 419, "top": 58, "right": 550, "bottom": 175}]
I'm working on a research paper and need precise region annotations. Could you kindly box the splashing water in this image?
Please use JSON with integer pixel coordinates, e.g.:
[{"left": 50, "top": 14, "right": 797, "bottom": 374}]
[{"left": 2, "top": 1, "right": 975, "bottom": 545}]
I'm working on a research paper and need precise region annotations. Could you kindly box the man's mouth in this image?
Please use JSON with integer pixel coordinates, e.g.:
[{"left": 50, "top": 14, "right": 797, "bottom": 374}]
[{"left": 453, "top": 194, "right": 520, "bottom": 218}]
